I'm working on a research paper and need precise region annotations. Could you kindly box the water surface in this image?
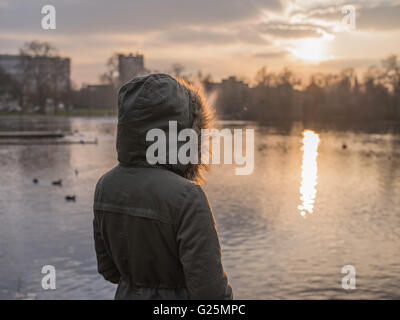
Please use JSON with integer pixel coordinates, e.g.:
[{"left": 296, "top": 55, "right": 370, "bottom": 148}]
[{"left": 0, "top": 117, "right": 399, "bottom": 299}]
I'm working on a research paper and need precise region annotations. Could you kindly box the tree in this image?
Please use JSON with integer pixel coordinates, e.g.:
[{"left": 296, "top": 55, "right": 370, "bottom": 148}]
[
  {"left": 20, "top": 40, "right": 58, "bottom": 57},
  {"left": 276, "top": 67, "right": 301, "bottom": 90},
  {"left": 254, "top": 66, "right": 273, "bottom": 87},
  {"left": 196, "top": 70, "right": 214, "bottom": 92},
  {"left": 381, "top": 55, "right": 400, "bottom": 119},
  {"left": 18, "top": 40, "right": 69, "bottom": 111},
  {"left": 171, "top": 63, "right": 185, "bottom": 77},
  {"left": 0, "top": 66, "right": 22, "bottom": 109},
  {"left": 99, "top": 53, "right": 119, "bottom": 90},
  {"left": 381, "top": 55, "right": 400, "bottom": 93}
]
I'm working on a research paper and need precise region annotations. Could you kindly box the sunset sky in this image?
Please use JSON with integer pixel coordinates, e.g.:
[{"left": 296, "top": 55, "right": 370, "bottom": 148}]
[{"left": 1, "top": 0, "right": 400, "bottom": 87}]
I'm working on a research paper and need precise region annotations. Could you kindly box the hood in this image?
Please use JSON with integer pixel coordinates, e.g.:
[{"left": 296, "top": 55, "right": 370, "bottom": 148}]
[{"left": 116, "top": 73, "right": 213, "bottom": 184}]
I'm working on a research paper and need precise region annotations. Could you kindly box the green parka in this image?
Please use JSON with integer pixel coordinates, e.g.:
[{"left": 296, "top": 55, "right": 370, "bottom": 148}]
[{"left": 93, "top": 74, "right": 233, "bottom": 300}]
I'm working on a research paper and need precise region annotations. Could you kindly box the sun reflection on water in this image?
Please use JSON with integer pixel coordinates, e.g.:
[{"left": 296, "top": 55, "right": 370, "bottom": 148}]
[{"left": 298, "top": 130, "right": 320, "bottom": 217}]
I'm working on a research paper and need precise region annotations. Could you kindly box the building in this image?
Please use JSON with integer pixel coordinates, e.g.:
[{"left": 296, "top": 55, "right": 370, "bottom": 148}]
[
  {"left": 0, "top": 53, "right": 71, "bottom": 110},
  {"left": 0, "top": 54, "right": 71, "bottom": 91},
  {"left": 0, "top": 54, "right": 21, "bottom": 78},
  {"left": 118, "top": 53, "right": 149, "bottom": 85},
  {"left": 74, "top": 84, "right": 117, "bottom": 111},
  {"left": 220, "top": 76, "right": 249, "bottom": 91}
]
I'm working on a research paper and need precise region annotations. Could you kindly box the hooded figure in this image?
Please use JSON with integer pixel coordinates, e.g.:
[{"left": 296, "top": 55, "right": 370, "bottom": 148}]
[{"left": 93, "top": 74, "right": 233, "bottom": 299}]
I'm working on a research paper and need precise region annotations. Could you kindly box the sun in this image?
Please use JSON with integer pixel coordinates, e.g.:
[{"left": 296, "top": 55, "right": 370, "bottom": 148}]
[{"left": 291, "top": 38, "right": 326, "bottom": 63}]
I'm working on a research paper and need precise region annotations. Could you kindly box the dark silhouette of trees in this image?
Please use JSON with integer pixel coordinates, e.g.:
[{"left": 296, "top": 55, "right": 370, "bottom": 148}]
[
  {"left": 0, "top": 66, "right": 22, "bottom": 108},
  {"left": 215, "top": 76, "right": 249, "bottom": 119},
  {"left": 18, "top": 40, "right": 70, "bottom": 112},
  {"left": 1, "top": 42, "right": 399, "bottom": 123},
  {"left": 171, "top": 63, "right": 185, "bottom": 78},
  {"left": 206, "top": 55, "right": 400, "bottom": 124},
  {"left": 99, "top": 53, "right": 120, "bottom": 90}
]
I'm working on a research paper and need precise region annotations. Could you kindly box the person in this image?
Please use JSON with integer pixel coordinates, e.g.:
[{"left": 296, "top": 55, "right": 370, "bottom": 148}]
[{"left": 93, "top": 73, "right": 233, "bottom": 300}]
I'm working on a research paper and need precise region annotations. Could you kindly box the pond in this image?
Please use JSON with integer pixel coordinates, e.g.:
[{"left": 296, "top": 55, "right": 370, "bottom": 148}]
[{"left": 0, "top": 116, "right": 399, "bottom": 299}]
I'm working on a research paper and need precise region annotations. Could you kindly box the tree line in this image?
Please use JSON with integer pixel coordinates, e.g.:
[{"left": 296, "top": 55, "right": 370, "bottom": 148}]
[
  {"left": 207, "top": 56, "right": 400, "bottom": 124},
  {"left": 0, "top": 41, "right": 71, "bottom": 113},
  {"left": 1, "top": 40, "right": 400, "bottom": 124}
]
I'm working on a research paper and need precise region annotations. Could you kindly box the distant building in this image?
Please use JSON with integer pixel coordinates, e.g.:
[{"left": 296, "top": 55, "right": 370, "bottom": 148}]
[
  {"left": 220, "top": 76, "right": 249, "bottom": 91},
  {"left": 0, "top": 54, "right": 21, "bottom": 78},
  {"left": 74, "top": 84, "right": 116, "bottom": 111},
  {"left": 118, "top": 53, "right": 149, "bottom": 85},
  {"left": 0, "top": 54, "right": 71, "bottom": 91}
]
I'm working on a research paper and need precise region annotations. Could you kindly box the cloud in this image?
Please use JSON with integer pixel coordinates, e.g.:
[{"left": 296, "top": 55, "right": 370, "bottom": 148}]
[
  {"left": 1, "top": 0, "right": 399, "bottom": 85},
  {"left": 289, "top": 2, "right": 400, "bottom": 31},
  {"left": 253, "top": 50, "right": 289, "bottom": 58},
  {"left": 260, "top": 27, "right": 322, "bottom": 38},
  {"left": 254, "top": 22, "right": 327, "bottom": 38},
  {"left": 156, "top": 28, "right": 270, "bottom": 46},
  {"left": 357, "top": 4, "right": 400, "bottom": 30},
  {"left": 317, "top": 57, "right": 380, "bottom": 70},
  {"left": 0, "top": 0, "right": 282, "bottom": 34},
  {"left": 291, "top": 6, "right": 341, "bottom": 22}
]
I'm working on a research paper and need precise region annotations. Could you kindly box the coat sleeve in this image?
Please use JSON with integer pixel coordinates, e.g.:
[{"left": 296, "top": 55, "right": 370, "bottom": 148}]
[
  {"left": 93, "top": 213, "right": 121, "bottom": 284},
  {"left": 176, "top": 184, "right": 233, "bottom": 300}
]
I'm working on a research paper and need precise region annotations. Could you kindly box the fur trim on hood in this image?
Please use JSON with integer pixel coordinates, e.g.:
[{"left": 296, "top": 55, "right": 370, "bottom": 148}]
[{"left": 116, "top": 73, "right": 214, "bottom": 184}]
